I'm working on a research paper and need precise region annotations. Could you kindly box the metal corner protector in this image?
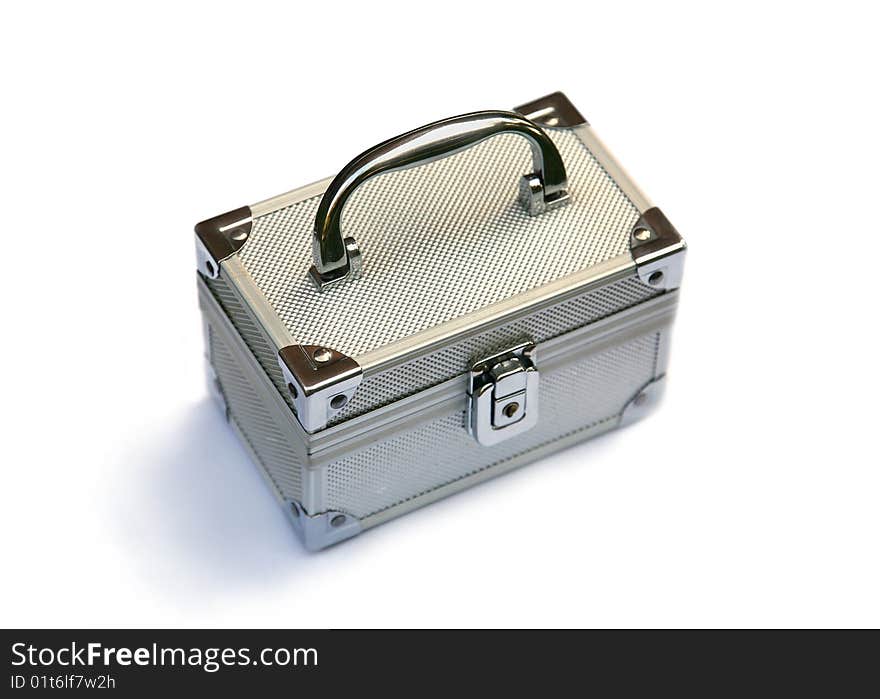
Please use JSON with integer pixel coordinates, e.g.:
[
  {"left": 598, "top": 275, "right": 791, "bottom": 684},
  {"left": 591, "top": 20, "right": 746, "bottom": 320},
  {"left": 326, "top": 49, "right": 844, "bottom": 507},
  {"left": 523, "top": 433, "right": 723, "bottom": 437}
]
[
  {"left": 286, "top": 501, "right": 362, "bottom": 551},
  {"left": 277, "top": 344, "right": 363, "bottom": 432},
  {"left": 194, "top": 206, "right": 253, "bottom": 279},
  {"left": 514, "top": 91, "right": 589, "bottom": 128},
  {"left": 630, "top": 207, "right": 686, "bottom": 290}
]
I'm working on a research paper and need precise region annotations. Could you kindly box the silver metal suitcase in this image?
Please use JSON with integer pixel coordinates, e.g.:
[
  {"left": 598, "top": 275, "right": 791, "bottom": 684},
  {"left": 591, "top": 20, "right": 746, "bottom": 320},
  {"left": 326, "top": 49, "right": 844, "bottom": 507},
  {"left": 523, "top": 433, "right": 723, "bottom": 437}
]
[{"left": 195, "top": 92, "right": 686, "bottom": 550}]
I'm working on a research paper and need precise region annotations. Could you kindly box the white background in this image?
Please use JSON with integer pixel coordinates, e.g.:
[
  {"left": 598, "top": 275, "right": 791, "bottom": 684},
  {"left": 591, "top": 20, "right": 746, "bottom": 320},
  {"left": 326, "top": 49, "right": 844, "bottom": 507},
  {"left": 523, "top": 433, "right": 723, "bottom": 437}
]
[{"left": 1, "top": 1, "right": 878, "bottom": 628}]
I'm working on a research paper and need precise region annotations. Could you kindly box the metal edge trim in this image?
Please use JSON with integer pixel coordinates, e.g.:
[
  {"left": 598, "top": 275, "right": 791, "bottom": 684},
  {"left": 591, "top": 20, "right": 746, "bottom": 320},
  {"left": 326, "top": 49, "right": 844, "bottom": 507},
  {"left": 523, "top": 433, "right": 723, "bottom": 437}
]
[
  {"left": 230, "top": 112, "right": 650, "bottom": 378},
  {"left": 355, "top": 253, "right": 636, "bottom": 372},
  {"left": 217, "top": 256, "right": 367, "bottom": 433},
  {"left": 219, "top": 256, "right": 296, "bottom": 349},
  {"left": 513, "top": 91, "right": 588, "bottom": 128},
  {"left": 250, "top": 176, "right": 333, "bottom": 219},
  {"left": 308, "top": 295, "right": 678, "bottom": 462},
  {"left": 200, "top": 271, "right": 677, "bottom": 465},
  {"left": 572, "top": 124, "right": 653, "bottom": 214},
  {"left": 654, "top": 323, "right": 674, "bottom": 377},
  {"left": 227, "top": 417, "right": 290, "bottom": 506},
  {"left": 211, "top": 106, "right": 668, "bottom": 407},
  {"left": 217, "top": 224, "right": 636, "bottom": 379},
  {"left": 540, "top": 290, "right": 677, "bottom": 365},
  {"left": 231, "top": 417, "right": 364, "bottom": 550},
  {"left": 360, "top": 417, "right": 620, "bottom": 529},
  {"left": 197, "top": 274, "right": 309, "bottom": 460}
]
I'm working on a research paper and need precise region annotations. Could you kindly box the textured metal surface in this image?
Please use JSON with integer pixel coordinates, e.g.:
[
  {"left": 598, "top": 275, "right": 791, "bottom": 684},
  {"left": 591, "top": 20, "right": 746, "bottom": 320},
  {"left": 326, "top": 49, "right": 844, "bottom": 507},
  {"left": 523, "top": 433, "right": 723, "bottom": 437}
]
[
  {"left": 332, "top": 275, "right": 659, "bottom": 423},
  {"left": 209, "top": 265, "right": 657, "bottom": 424},
  {"left": 208, "top": 324, "right": 303, "bottom": 501},
  {"left": 240, "top": 128, "right": 639, "bottom": 358},
  {"left": 324, "top": 332, "right": 661, "bottom": 519},
  {"left": 206, "top": 273, "right": 294, "bottom": 410}
]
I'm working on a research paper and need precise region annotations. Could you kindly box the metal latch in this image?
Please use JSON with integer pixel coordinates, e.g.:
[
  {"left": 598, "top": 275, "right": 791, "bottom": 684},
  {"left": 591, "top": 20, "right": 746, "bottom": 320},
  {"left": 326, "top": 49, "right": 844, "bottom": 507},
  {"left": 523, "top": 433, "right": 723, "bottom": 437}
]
[{"left": 467, "top": 341, "right": 539, "bottom": 446}]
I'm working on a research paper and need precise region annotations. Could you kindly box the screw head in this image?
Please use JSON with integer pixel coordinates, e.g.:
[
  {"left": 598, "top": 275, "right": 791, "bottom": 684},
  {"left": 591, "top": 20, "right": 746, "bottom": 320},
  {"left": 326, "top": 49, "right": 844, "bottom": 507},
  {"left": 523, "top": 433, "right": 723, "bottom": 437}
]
[{"left": 313, "top": 348, "right": 332, "bottom": 363}]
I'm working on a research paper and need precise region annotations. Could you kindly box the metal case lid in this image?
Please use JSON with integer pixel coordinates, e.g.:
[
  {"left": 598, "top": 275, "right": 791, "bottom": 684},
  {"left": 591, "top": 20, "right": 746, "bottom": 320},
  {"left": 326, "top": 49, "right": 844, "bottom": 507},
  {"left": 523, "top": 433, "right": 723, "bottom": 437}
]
[{"left": 196, "top": 92, "right": 685, "bottom": 432}]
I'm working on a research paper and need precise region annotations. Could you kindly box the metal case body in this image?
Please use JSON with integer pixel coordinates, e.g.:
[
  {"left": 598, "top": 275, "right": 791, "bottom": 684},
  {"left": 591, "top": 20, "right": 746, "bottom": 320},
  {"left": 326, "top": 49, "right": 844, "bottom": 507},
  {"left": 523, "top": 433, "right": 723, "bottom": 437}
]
[{"left": 195, "top": 93, "right": 686, "bottom": 549}]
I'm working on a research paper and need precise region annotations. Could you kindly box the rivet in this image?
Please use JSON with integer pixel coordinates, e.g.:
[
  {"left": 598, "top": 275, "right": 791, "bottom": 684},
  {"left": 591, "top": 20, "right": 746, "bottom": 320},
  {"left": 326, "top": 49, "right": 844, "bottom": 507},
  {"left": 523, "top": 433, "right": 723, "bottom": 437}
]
[
  {"left": 503, "top": 402, "right": 520, "bottom": 418},
  {"left": 634, "top": 228, "right": 652, "bottom": 242},
  {"left": 331, "top": 515, "right": 346, "bottom": 527},
  {"left": 634, "top": 392, "right": 648, "bottom": 406},
  {"left": 648, "top": 270, "right": 664, "bottom": 286},
  {"left": 330, "top": 394, "right": 348, "bottom": 410},
  {"left": 313, "top": 348, "right": 332, "bottom": 363}
]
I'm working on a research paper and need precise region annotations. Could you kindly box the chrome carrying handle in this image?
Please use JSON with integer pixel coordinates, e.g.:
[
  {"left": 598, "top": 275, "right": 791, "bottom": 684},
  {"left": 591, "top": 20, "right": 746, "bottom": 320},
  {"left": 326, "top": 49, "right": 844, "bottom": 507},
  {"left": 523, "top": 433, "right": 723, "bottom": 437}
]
[{"left": 308, "top": 110, "right": 570, "bottom": 290}]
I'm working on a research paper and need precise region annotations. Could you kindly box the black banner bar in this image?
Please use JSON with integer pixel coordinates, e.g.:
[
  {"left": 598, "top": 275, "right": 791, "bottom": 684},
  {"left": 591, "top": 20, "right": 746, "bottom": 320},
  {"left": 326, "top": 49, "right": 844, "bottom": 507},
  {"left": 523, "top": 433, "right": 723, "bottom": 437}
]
[{"left": 2, "top": 629, "right": 877, "bottom": 694}]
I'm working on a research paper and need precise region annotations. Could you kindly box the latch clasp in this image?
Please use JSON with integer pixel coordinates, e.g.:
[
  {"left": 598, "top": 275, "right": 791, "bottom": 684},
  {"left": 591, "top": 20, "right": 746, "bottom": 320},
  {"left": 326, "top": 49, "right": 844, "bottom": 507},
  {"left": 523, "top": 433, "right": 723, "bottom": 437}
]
[{"left": 467, "top": 341, "right": 539, "bottom": 446}]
